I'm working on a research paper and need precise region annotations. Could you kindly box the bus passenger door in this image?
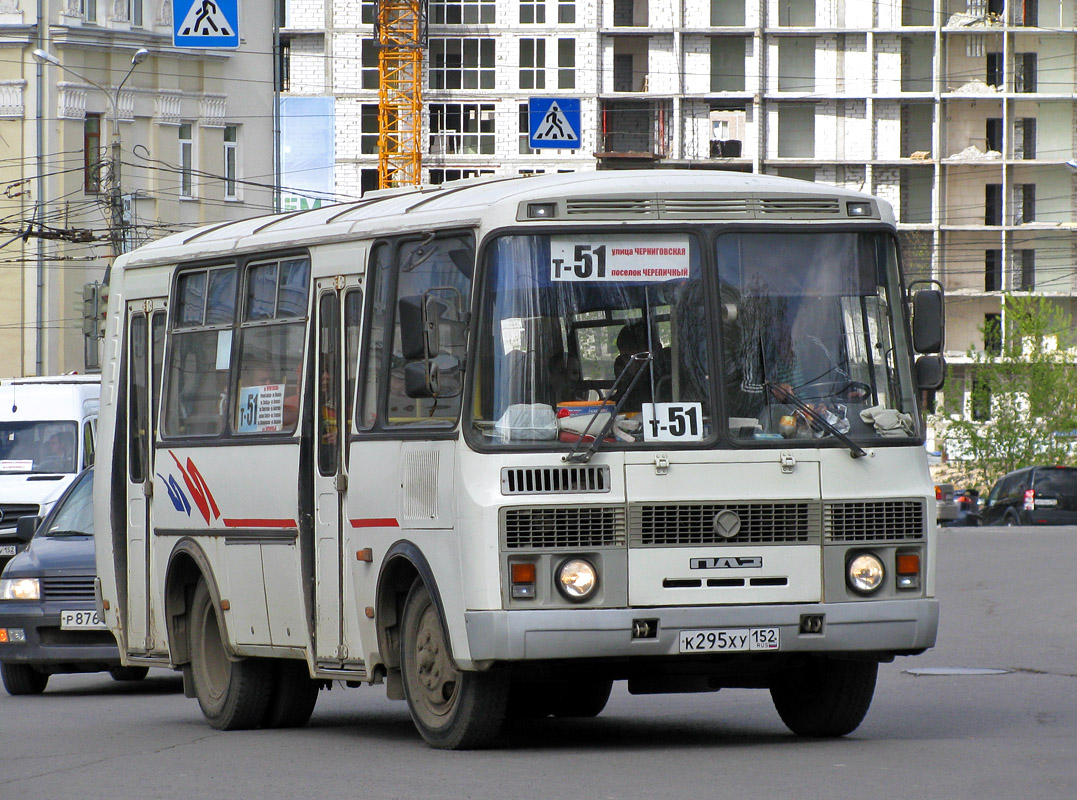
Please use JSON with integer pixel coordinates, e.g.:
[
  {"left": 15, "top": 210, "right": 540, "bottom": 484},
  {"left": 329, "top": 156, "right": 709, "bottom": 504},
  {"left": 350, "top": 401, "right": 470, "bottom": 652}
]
[
  {"left": 312, "top": 278, "right": 364, "bottom": 666},
  {"left": 124, "top": 301, "right": 167, "bottom": 655}
]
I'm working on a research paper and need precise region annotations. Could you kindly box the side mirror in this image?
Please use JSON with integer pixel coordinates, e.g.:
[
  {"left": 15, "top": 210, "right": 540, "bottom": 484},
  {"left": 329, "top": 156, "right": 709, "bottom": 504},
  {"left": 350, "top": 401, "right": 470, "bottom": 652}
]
[
  {"left": 398, "top": 296, "right": 427, "bottom": 360},
  {"left": 15, "top": 515, "right": 40, "bottom": 542},
  {"left": 912, "top": 289, "right": 944, "bottom": 354},
  {"left": 404, "top": 361, "right": 438, "bottom": 399},
  {"left": 915, "top": 354, "right": 945, "bottom": 391}
]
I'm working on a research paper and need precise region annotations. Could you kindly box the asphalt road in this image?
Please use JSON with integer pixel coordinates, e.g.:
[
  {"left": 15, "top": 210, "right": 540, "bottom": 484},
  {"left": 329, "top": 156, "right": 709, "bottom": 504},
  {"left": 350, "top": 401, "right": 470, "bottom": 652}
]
[{"left": 2, "top": 526, "right": 1074, "bottom": 800}]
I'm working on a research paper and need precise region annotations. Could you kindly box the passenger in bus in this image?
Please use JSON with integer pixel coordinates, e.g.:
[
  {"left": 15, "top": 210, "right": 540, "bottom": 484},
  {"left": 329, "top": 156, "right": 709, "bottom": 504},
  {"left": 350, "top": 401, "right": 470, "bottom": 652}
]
[{"left": 548, "top": 353, "right": 587, "bottom": 404}]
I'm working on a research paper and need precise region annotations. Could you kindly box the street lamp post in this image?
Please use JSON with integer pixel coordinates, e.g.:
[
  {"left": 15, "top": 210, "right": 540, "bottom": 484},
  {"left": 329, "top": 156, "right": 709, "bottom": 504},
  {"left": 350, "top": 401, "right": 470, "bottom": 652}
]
[{"left": 32, "top": 47, "right": 149, "bottom": 259}]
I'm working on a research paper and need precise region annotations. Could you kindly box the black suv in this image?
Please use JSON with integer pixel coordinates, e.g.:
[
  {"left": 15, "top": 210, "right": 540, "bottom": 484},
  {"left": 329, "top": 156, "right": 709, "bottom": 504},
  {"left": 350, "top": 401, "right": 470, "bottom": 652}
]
[{"left": 981, "top": 466, "right": 1077, "bottom": 526}]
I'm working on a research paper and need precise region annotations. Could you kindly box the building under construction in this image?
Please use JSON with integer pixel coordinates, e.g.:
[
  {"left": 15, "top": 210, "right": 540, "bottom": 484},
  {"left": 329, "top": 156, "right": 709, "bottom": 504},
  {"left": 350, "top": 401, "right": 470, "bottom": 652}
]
[{"left": 278, "top": 0, "right": 1077, "bottom": 416}]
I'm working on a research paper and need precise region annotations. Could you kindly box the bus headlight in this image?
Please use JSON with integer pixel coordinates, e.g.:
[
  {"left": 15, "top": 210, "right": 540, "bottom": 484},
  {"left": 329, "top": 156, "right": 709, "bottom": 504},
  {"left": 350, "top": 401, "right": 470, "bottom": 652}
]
[
  {"left": 0, "top": 577, "right": 41, "bottom": 601},
  {"left": 556, "top": 558, "right": 598, "bottom": 602},
  {"left": 846, "top": 553, "right": 884, "bottom": 595}
]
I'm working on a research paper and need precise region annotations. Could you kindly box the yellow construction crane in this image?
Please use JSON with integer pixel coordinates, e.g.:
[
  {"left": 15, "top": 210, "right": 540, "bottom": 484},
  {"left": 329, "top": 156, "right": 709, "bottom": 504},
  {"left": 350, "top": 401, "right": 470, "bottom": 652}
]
[{"left": 375, "top": 0, "right": 426, "bottom": 188}]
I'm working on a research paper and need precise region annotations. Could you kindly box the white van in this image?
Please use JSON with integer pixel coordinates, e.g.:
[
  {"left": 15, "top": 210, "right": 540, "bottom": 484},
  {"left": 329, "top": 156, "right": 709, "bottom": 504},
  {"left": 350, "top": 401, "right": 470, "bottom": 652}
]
[{"left": 0, "top": 376, "right": 100, "bottom": 568}]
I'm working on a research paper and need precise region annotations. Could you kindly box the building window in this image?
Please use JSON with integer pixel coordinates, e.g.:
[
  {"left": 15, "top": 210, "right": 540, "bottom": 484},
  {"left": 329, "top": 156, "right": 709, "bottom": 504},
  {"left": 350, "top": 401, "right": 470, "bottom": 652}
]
[
  {"left": 983, "top": 314, "right": 1002, "bottom": 357},
  {"left": 84, "top": 114, "right": 102, "bottom": 195},
  {"left": 179, "top": 123, "right": 194, "bottom": 198},
  {"left": 558, "top": 0, "right": 574, "bottom": 23},
  {"left": 82, "top": 0, "right": 96, "bottom": 23},
  {"left": 711, "top": 37, "right": 747, "bottom": 91},
  {"left": 1013, "top": 184, "right": 1035, "bottom": 223},
  {"left": 518, "top": 103, "right": 534, "bottom": 154},
  {"left": 278, "top": 40, "right": 291, "bottom": 91},
  {"left": 558, "top": 38, "right": 575, "bottom": 89},
  {"left": 129, "top": 0, "right": 142, "bottom": 27},
  {"left": 361, "top": 104, "right": 379, "bottom": 155},
  {"left": 970, "top": 375, "right": 992, "bottom": 420},
  {"left": 362, "top": 0, "right": 376, "bottom": 24},
  {"left": 430, "top": 39, "right": 495, "bottom": 90},
  {"left": 428, "top": 168, "right": 495, "bottom": 185},
  {"left": 521, "top": 0, "right": 545, "bottom": 23},
  {"left": 223, "top": 125, "right": 238, "bottom": 200},
  {"left": 1015, "top": 250, "right": 1035, "bottom": 291},
  {"left": 520, "top": 39, "right": 546, "bottom": 90},
  {"left": 985, "top": 117, "right": 1002, "bottom": 152},
  {"left": 984, "top": 183, "right": 1002, "bottom": 225},
  {"left": 430, "top": 0, "right": 495, "bottom": 24},
  {"left": 429, "top": 103, "right": 495, "bottom": 155},
  {"left": 1015, "top": 117, "right": 1036, "bottom": 159},
  {"left": 986, "top": 52, "right": 1003, "bottom": 88},
  {"left": 1015, "top": 53, "right": 1036, "bottom": 92},
  {"left": 984, "top": 249, "right": 1001, "bottom": 292},
  {"left": 362, "top": 40, "right": 380, "bottom": 90}
]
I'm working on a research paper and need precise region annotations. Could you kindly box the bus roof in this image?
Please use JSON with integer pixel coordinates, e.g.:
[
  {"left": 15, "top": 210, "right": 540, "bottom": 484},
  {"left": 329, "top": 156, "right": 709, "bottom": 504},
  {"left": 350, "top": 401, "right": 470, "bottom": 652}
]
[{"left": 114, "top": 170, "right": 895, "bottom": 270}]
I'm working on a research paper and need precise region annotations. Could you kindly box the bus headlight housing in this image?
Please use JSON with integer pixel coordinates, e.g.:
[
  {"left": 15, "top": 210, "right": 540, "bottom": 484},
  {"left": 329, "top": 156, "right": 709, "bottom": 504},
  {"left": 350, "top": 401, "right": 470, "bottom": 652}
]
[
  {"left": 846, "top": 553, "right": 884, "bottom": 595},
  {"left": 0, "top": 577, "right": 41, "bottom": 601},
  {"left": 556, "top": 558, "right": 598, "bottom": 602}
]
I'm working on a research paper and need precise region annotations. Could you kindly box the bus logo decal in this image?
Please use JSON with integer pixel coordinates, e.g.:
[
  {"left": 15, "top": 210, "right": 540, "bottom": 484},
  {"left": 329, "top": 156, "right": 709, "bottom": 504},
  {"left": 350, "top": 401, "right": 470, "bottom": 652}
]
[
  {"left": 168, "top": 451, "right": 220, "bottom": 525},
  {"left": 157, "top": 472, "right": 192, "bottom": 516},
  {"left": 690, "top": 556, "right": 763, "bottom": 570},
  {"left": 712, "top": 509, "right": 742, "bottom": 539}
]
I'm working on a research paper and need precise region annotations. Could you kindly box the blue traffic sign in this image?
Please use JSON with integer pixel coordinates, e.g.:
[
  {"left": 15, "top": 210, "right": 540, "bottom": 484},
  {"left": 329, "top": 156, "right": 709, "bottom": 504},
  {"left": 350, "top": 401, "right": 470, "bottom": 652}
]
[
  {"left": 174, "top": 0, "right": 240, "bottom": 49},
  {"left": 529, "top": 98, "right": 581, "bottom": 150}
]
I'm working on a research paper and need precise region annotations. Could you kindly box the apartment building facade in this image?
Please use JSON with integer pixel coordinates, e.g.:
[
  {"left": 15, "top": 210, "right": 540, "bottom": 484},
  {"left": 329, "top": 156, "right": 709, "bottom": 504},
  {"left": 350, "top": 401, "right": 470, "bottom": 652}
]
[
  {"left": 280, "top": 0, "right": 1077, "bottom": 395},
  {"left": 0, "top": 0, "right": 275, "bottom": 376}
]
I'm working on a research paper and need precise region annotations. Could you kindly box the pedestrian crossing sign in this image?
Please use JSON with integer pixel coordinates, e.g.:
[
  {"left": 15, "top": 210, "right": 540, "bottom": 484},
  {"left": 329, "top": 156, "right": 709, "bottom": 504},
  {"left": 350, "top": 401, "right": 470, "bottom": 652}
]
[
  {"left": 174, "top": 0, "right": 240, "bottom": 49},
  {"left": 529, "top": 98, "right": 582, "bottom": 150}
]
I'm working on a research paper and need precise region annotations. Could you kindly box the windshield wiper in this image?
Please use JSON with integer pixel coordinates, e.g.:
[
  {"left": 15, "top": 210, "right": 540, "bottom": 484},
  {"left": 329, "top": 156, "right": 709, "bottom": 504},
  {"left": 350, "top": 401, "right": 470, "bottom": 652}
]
[
  {"left": 45, "top": 529, "right": 91, "bottom": 537},
  {"left": 766, "top": 382, "right": 867, "bottom": 459},
  {"left": 563, "top": 352, "right": 653, "bottom": 464}
]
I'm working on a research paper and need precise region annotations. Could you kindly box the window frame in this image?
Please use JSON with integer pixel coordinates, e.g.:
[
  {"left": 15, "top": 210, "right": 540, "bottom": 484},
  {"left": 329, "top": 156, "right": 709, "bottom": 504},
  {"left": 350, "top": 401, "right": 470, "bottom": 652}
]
[
  {"left": 179, "top": 122, "right": 194, "bottom": 199},
  {"left": 223, "top": 124, "right": 239, "bottom": 200}
]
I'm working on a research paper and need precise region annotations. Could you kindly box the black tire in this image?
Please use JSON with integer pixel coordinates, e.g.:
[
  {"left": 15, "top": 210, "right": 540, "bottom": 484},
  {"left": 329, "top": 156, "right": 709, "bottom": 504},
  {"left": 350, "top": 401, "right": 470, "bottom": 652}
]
[
  {"left": 109, "top": 666, "right": 149, "bottom": 682},
  {"left": 262, "top": 659, "right": 320, "bottom": 729},
  {"left": 770, "top": 657, "right": 877, "bottom": 737},
  {"left": 1, "top": 661, "right": 49, "bottom": 695},
  {"left": 189, "top": 578, "right": 274, "bottom": 730},
  {"left": 548, "top": 679, "right": 613, "bottom": 718},
  {"left": 400, "top": 580, "right": 509, "bottom": 749},
  {"left": 1005, "top": 513, "right": 1019, "bottom": 527}
]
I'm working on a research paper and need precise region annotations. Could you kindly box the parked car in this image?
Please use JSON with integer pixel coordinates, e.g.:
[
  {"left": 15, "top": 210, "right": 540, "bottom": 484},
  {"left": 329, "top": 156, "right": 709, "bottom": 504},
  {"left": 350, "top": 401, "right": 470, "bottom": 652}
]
[
  {"left": 935, "top": 483, "right": 959, "bottom": 523},
  {"left": 981, "top": 466, "right": 1077, "bottom": 527},
  {"left": 941, "top": 489, "right": 981, "bottom": 527},
  {"left": 0, "top": 466, "right": 147, "bottom": 695}
]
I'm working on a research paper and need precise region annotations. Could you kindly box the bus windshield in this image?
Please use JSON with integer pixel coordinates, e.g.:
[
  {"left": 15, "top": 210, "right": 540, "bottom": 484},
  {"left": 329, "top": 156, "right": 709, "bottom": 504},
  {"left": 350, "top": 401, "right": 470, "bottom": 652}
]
[
  {"left": 471, "top": 229, "right": 918, "bottom": 449},
  {"left": 471, "top": 232, "right": 711, "bottom": 447},
  {"left": 718, "top": 231, "right": 919, "bottom": 443}
]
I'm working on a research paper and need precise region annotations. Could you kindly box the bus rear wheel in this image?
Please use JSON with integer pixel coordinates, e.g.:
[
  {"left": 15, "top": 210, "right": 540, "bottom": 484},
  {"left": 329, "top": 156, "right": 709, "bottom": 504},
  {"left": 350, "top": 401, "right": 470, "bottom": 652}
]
[
  {"left": 400, "top": 580, "right": 508, "bottom": 749},
  {"left": 770, "top": 656, "right": 877, "bottom": 737},
  {"left": 189, "top": 578, "right": 273, "bottom": 730}
]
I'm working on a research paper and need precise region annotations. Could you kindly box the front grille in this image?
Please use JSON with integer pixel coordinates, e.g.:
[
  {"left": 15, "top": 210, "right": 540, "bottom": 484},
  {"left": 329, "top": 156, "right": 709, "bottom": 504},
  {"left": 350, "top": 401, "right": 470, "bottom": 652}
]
[
  {"left": 824, "top": 500, "right": 926, "bottom": 542},
  {"left": 502, "top": 505, "right": 626, "bottom": 549},
  {"left": 0, "top": 503, "right": 40, "bottom": 530},
  {"left": 501, "top": 466, "right": 610, "bottom": 495},
  {"left": 630, "top": 502, "right": 820, "bottom": 547},
  {"left": 42, "top": 576, "right": 96, "bottom": 602}
]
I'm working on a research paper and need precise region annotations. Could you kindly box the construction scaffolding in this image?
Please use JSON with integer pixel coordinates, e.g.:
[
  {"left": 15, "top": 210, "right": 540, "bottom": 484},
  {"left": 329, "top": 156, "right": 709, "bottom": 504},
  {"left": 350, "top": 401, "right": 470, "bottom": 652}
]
[{"left": 375, "top": 0, "right": 426, "bottom": 188}]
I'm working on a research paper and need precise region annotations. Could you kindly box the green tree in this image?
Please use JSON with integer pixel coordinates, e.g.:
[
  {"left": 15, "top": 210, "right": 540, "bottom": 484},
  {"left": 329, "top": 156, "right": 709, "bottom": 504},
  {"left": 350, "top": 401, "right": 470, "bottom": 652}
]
[{"left": 936, "top": 294, "right": 1077, "bottom": 491}]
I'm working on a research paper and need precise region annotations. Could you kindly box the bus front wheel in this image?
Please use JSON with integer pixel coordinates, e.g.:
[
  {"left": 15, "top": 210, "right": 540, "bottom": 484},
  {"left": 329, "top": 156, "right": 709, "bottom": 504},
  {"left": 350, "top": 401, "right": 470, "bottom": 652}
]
[
  {"left": 770, "top": 656, "right": 877, "bottom": 737},
  {"left": 400, "top": 580, "right": 509, "bottom": 749},
  {"left": 189, "top": 578, "right": 273, "bottom": 730}
]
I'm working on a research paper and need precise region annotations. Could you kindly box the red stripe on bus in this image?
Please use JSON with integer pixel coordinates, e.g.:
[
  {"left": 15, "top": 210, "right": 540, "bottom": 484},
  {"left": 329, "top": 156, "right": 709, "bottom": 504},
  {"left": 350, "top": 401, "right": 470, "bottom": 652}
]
[
  {"left": 222, "top": 519, "right": 298, "bottom": 529},
  {"left": 349, "top": 518, "right": 400, "bottom": 528}
]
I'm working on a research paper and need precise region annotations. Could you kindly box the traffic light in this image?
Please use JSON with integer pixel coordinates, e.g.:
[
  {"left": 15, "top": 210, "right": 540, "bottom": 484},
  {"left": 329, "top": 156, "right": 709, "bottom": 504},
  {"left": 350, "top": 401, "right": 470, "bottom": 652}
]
[{"left": 81, "top": 282, "right": 108, "bottom": 339}]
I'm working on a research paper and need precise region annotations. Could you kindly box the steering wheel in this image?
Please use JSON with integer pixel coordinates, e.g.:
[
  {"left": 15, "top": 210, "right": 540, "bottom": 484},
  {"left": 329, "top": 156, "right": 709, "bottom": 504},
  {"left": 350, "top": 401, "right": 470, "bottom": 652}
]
[{"left": 796, "top": 380, "right": 872, "bottom": 402}]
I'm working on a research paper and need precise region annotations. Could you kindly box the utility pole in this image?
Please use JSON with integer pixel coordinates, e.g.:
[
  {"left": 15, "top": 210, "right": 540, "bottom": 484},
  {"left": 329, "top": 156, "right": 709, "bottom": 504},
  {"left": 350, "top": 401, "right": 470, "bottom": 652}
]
[{"left": 32, "top": 47, "right": 149, "bottom": 262}]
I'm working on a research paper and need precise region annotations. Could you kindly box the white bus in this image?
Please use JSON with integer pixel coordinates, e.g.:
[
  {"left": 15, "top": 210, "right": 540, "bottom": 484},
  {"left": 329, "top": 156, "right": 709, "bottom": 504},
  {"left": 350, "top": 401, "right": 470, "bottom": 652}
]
[{"left": 94, "top": 170, "right": 944, "bottom": 748}]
